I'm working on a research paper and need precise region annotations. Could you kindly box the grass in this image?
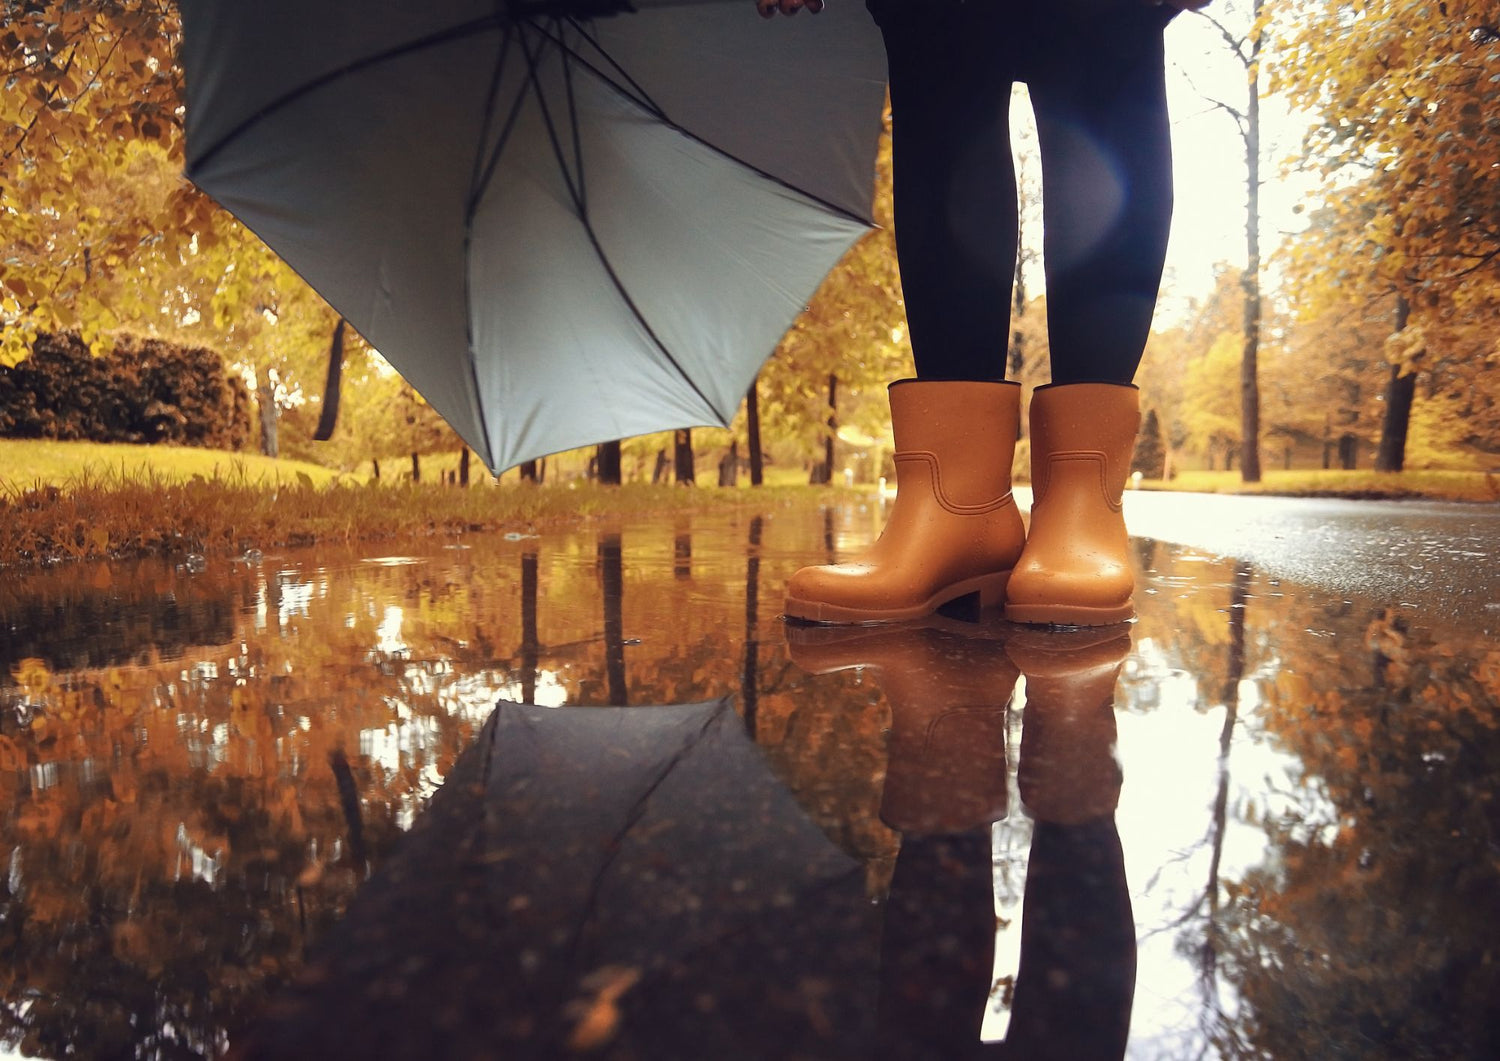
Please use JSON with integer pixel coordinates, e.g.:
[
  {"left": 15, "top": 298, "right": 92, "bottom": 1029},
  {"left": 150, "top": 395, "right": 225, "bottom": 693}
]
[
  {"left": 6, "top": 439, "right": 1494, "bottom": 569},
  {"left": 1141, "top": 468, "right": 1500, "bottom": 503},
  {"left": 0, "top": 439, "right": 353, "bottom": 492},
  {"left": 0, "top": 439, "right": 848, "bottom": 568}
]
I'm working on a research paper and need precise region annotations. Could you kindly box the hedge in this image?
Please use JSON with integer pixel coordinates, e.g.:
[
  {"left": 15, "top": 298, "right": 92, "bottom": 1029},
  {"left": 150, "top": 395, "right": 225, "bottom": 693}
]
[{"left": 0, "top": 332, "right": 251, "bottom": 449}]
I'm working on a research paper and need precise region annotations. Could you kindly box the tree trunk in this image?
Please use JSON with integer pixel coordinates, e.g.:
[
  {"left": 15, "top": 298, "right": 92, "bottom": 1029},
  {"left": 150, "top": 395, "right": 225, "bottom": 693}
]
[
  {"left": 411, "top": 452, "right": 421, "bottom": 482},
  {"left": 1375, "top": 295, "right": 1415, "bottom": 473},
  {"left": 673, "top": 428, "right": 695, "bottom": 485},
  {"left": 811, "top": 373, "right": 838, "bottom": 485},
  {"left": 1338, "top": 434, "right": 1357, "bottom": 471},
  {"left": 718, "top": 439, "right": 740, "bottom": 487},
  {"left": 256, "top": 376, "right": 279, "bottom": 458},
  {"left": 746, "top": 375, "right": 764, "bottom": 487},
  {"left": 459, "top": 447, "right": 471, "bottom": 487},
  {"left": 371, "top": 459, "right": 380, "bottom": 480},
  {"left": 1239, "top": 0, "right": 1265, "bottom": 484},
  {"left": 520, "top": 459, "right": 539, "bottom": 483},
  {"left": 313, "top": 318, "right": 346, "bottom": 442},
  {"left": 596, "top": 440, "right": 622, "bottom": 485}
]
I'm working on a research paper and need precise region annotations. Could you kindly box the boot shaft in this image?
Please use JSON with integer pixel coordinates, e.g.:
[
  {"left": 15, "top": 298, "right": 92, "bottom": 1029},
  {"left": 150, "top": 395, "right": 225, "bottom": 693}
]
[
  {"left": 889, "top": 379, "right": 1020, "bottom": 507},
  {"left": 1027, "top": 382, "right": 1140, "bottom": 506}
]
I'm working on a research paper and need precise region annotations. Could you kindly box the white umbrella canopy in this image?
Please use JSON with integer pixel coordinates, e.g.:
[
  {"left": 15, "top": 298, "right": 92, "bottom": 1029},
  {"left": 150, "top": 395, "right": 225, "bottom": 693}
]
[{"left": 178, "top": 0, "right": 887, "bottom": 472}]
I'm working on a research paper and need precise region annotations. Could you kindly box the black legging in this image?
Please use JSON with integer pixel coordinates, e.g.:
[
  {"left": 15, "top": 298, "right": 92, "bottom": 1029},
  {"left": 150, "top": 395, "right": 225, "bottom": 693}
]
[{"left": 871, "top": 1, "right": 1176, "bottom": 384}]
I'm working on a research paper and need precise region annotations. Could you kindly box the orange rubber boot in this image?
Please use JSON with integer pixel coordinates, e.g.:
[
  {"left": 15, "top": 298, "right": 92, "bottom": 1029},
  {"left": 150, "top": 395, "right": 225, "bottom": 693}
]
[
  {"left": 784, "top": 379, "right": 1026, "bottom": 624},
  {"left": 1005, "top": 382, "right": 1140, "bottom": 626}
]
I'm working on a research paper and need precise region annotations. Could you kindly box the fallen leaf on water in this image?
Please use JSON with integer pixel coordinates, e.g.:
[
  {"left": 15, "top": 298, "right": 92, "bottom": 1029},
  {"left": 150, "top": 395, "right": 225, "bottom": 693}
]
[{"left": 564, "top": 965, "right": 642, "bottom": 1052}]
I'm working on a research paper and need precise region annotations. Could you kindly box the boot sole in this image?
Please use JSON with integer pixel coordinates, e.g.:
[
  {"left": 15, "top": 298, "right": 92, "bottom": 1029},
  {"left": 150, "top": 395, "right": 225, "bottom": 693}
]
[
  {"left": 783, "top": 570, "right": 1011, "bottom": 625},
  {"left": 1003, "top": 600, "right": 1135, "bottom": 627}
]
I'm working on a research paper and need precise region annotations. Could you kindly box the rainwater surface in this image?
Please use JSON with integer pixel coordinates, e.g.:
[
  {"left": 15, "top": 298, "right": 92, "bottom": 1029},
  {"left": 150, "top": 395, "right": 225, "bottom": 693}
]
[{"left": 1, "top": 500, "right": 1497, "bottom": 1059}]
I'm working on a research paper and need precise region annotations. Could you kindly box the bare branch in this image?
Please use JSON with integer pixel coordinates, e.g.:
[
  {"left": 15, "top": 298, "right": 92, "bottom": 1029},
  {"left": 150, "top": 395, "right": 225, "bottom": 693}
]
[{"left": 1198, "top": 10, "right": 1251, "bottom": 66}]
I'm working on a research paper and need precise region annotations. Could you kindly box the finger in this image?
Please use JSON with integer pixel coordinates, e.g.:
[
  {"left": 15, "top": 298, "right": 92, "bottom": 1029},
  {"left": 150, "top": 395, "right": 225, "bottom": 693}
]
[{"left": 806, "top": 0, "right": 825, "bottom": 11}]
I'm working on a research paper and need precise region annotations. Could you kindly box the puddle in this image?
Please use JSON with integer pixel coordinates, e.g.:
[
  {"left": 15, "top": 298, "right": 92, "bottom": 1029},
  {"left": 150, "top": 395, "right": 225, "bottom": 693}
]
[{"left": 1, "top": 504, "right": 1497, "bottom": 1058}]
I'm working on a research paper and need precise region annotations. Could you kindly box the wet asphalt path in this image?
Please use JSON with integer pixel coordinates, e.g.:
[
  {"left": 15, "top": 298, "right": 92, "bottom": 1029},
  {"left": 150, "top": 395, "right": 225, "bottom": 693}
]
[{"left": 1016, "top": 488, "right": 1500, "bottom": 632}]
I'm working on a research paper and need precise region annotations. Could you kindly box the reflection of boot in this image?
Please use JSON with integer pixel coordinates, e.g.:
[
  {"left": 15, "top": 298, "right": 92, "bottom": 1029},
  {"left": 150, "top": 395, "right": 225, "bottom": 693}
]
[
  {"left": 1005, "top": 382, "right": 1140, "bottom": 627},
  {"left": 1009, "top": 626, "right": 1131, "bottom": 824},
  {"left": 1005, "top": 626, "right": 1136, "bottom": 1060},
  {"left": 785, "top": 380, "right": 1025, "bottom": 624},
  {"left": 786, "top": 618, "right": 1018, "bottom": 834},
  {"left": 788, "top": 618, "right": 1016, "bottom": 1059}
]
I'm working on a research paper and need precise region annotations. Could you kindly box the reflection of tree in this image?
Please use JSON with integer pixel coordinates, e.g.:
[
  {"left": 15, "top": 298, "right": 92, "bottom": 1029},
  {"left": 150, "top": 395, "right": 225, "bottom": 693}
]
[
  {"left": 741, "top": 516, "right": 764, "bottom": 734},
  {"left": 520, "top": 547, "right": 539, "bottom": 704},
  {"left": 0, "top": 553, "right": 505, "bottom": 1058},
  {"left": 601, "top": 533, "right": 627, "bottom": 706},
  {"left": 1192, "top": 564, "right": 1253, "bottom": 1051},
  {"left": 1212, "top": 608, "right": 1500, "bottom": 1060},
  {"left": 0, "top": 561, "right": 256, "bottom": 676}
]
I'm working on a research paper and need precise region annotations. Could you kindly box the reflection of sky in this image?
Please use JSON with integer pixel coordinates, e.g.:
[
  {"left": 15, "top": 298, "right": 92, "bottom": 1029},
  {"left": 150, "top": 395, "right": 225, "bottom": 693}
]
[{"left": 1116, "top": 647, "right": 1333, "bottom": 1058}]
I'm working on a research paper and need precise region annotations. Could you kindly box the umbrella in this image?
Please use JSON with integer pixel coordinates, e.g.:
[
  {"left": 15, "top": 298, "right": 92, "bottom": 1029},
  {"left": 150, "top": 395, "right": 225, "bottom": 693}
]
[
  {"left": 237, "top": 697, "right": 879, "bottom": 1058},
  {"left": 178, "top": 1, "right": 887, "bottom": 472}
]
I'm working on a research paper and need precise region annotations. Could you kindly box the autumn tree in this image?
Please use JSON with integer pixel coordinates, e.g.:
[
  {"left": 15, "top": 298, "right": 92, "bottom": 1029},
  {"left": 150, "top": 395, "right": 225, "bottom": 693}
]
[
  {"left": 2, "top": 1, "right": 368, "bottom": 459},
  {"left": 758, "top": 101, "right": 910, "bottom": 483},
  {"left": 1271, "top": 0, "right": 1500, "bottom": 471},
  {"left": 1190, "top": 0, "right": 1271, "bottom": 482}
]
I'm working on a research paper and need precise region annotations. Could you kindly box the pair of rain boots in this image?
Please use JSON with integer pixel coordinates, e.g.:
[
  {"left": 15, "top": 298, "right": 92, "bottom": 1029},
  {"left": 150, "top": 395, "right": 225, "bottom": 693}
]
[{"left": 783, "top": 378, "right": 1139, "bottom": 627}]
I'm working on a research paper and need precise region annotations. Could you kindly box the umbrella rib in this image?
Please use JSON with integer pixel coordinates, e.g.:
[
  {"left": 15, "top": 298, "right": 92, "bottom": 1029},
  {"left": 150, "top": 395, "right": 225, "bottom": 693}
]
[
  {"left": 530, "top": 20, "right": 871, "bottom": 229},
  {"left": 468, "top": 31, "right": 535, "bottom": 217},
  {"left": 189, "top": 16, "right": 507, "bottom": 175},
  {"left": 467, "top": 25, "right": 518, "bottom": 215},
  {"left": 518, "top": 22, "right": 725, "bottom": 422},
  {"left": 559, "top": 21, "right": 589, "bottom": 217},
  {"left": 563, "top": 16, "right": 668, "bottom": 120},
  {"left": 516, "top": 26, "right": 586, "bottom": 213}
]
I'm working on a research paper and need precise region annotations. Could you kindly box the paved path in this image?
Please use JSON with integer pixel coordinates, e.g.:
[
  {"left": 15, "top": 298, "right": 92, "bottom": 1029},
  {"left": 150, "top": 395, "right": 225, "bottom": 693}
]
[{"left": 1015, "top": 488, "right": 1500, "bottom": 631}]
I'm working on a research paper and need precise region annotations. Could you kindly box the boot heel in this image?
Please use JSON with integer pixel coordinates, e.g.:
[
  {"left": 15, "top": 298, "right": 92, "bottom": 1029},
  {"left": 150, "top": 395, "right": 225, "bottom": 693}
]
[{"left": 976, "top": 570, "right": 1011, "bottom": 609}]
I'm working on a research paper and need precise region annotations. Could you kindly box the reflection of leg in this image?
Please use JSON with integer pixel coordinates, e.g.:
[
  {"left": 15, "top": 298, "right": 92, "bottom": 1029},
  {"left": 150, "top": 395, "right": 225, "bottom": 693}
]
[
  {"left": 1005, "top": 626, "right": 1135, "bottom": 1059},
  {"left": 1030, "top": 7, "right": 1173, "bottom": 385},
  {"left": 878, "top": 4, "right": 1018, "bottom": 381},
  {"left": 878, "top": 830, "right": 996, "bottom": 1061},
  {"left": 1006, "top": 820, "right": 1135, "bottom": 1061}
]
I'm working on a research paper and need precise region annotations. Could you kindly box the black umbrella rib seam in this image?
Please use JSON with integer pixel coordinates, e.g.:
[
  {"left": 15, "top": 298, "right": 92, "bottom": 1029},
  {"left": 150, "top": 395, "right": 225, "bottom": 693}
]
[
  {"left": 517, "top": 24, "right": 725, "bottom": 424},
  {"left": 461, "top": 24, "right": 524, "bottom": 468},
  {"left": 535, "top": 19, "right": 872, "bottom": 228},
  {"left": 467, "top": 27, "right": 519, "bottom": 216},
  {"left": 567, "top": 706, "right": 727, "bottom": 961},
  {"left": 566, "top": 16, "right": 669, "bottom": 121},
  {"left": 189, "top": 16, "right": 508, "bottom": 175}
]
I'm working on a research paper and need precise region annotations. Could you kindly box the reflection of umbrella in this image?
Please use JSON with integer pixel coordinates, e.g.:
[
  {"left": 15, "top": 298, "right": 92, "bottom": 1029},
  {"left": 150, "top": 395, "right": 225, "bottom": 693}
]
[
  {"left": 239, "top": 697, "right": 877, "bottom": 1058},
  {"left": 485, "top": 697, "right": 863, "bottom": 971},
  {"left": 178, "top": 1, "right": 886, "bottom": 472}
]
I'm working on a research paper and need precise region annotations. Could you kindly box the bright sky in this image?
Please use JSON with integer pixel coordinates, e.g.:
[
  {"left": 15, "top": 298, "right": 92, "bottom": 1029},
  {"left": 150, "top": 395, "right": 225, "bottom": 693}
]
[
  {"left": 1159, "top": 11, "right": 1318, "bottom": 313},
  {"left": 1009, "top": 9, "right": 1320, "bottom": 324}
]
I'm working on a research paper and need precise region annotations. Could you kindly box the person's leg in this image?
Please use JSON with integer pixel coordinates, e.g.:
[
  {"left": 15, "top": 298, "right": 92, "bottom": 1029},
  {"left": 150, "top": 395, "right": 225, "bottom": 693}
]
[
  {"left": 1004, "top": 7, "right": 1174, "bottom": 626},
  {"left": 876, "top": 1, "right": 1020, "bottom": 381},
  {"left": 783, "top": 4, "right": 1029, "bottom": 624},
  {"left": 1029, "top": 6, "right": 1175, "bottom": 384}
]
